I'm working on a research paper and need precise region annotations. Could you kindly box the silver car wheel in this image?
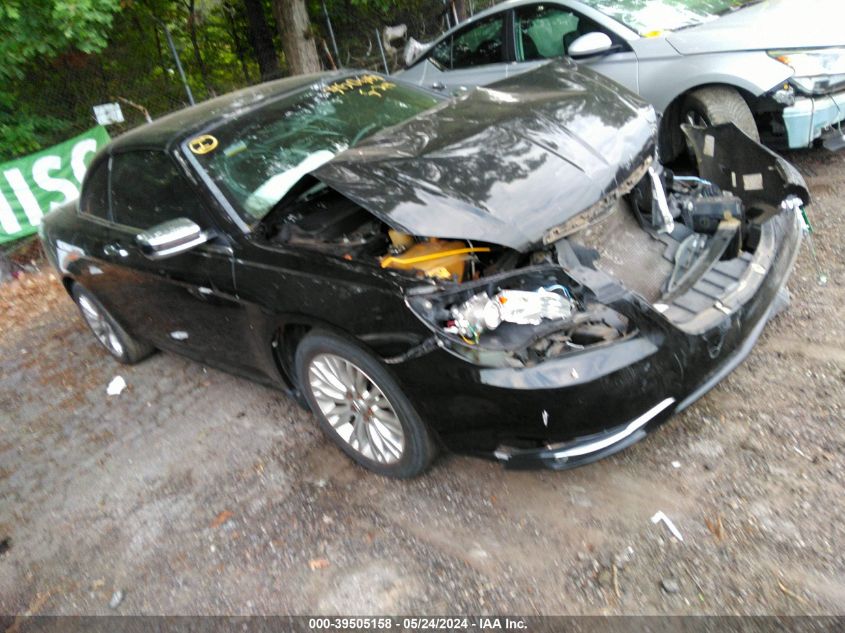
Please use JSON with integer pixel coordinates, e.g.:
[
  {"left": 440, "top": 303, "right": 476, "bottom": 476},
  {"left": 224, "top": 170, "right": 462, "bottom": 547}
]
[
  {"left": 78, "top": 294, "right": 124, "bottom": 357},
  {"left": 308, "top": 353, "right": 405, "bottom": 464}
]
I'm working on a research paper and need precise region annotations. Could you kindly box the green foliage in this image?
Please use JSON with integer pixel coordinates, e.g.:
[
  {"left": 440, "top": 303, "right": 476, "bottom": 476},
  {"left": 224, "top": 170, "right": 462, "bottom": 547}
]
[
  {"left": 0, "top": 0, "right": 495, "bottom": 161},
  {"left": 0, "top": 99, "right": 67, "bottom": 160},
  {"left": 0, "top": 0, "right": 121, "bottom": 80},
  {"left": 0, "top": 0, "right": 122, "bottom": 156},
  {"left": 0, "top": 0, "right": 263, "bottom": 160}
]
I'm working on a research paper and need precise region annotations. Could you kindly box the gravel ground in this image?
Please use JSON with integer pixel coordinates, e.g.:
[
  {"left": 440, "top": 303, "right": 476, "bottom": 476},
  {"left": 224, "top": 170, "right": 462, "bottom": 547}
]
[{"left": 0, "top": 148, "right": 843, "bottom": 617}]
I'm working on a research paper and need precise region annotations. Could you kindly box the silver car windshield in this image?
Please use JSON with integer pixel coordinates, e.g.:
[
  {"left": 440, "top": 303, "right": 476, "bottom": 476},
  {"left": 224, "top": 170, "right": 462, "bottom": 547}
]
[{"left": 581, "top": 0, "right": 756, "bottom": 34}]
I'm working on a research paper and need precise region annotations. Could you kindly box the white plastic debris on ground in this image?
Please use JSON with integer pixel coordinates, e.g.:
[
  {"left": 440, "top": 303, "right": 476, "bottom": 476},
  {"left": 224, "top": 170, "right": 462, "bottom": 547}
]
[
  {"left": 651, "top": 511, "right": 684, "bottom": 542},
  {"left": 108, "top": 589, "right": 124, "bottom": 609},
  {"left": 106, "top": 376, "right": 126, "bottom": 396}
]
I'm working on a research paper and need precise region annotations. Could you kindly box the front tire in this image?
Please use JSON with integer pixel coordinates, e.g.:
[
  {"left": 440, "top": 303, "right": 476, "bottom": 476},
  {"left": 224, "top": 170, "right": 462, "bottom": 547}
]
[
  {"left": 295, "top": 331, "right": 436, "bottom": 478},
  {"left": 71, "top": 284, "right": 155, "bottom": 364},
  {"left": 682, "top": 86, "right": 760, "bottom": 142}
]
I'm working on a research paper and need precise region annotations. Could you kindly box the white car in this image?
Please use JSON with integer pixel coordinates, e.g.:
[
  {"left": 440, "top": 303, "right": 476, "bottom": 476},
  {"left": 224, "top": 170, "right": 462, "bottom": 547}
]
[{"left": 399, "top": 0, "right": 845, "bottom": 156}]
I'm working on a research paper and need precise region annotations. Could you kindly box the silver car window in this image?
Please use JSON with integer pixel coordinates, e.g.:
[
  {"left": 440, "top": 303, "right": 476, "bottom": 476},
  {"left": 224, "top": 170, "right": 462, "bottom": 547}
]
[
  {"left": 430, "top": 14, "right": 507, "bottom": 70},
  {"left": 515, "top": 4, "right": 581, "bottom": 61}
]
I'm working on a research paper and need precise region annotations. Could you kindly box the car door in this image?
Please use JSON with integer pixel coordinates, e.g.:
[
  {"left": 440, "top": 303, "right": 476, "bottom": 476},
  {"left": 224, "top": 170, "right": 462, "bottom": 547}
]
[
  {"left": 512, "top": 2, "right": 639, "bottom": 95},
  {"left": 81, "top": 149, "right": 245, "bottom": 366},
  {"left": 418, "top": 12, "right": 513, "bottom": 95}
]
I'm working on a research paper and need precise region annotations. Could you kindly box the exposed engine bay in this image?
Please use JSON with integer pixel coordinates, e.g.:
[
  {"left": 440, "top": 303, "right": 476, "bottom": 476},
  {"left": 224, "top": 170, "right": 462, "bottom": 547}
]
[
  {"left": 260, "top": 124, "right": 808, "bottom": 368},
  {"left": 261, "top": 175, "right": 510, "bottom": 279}
]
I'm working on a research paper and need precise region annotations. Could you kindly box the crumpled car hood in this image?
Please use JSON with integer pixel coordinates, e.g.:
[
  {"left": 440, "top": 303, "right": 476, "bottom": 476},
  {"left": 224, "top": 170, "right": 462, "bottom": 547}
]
[
  {"left": 313, "top": 61, "right": 657, "bottom": 252},
  {"left": 667, "top": 0, "right": 843, "bottom": 55}
]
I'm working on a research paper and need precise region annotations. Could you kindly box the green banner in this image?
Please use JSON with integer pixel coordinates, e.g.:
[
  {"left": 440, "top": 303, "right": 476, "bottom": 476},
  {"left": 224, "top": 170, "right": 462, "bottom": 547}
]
[{"left": 0, "top": 126, "right": 110, "bottom": 245}]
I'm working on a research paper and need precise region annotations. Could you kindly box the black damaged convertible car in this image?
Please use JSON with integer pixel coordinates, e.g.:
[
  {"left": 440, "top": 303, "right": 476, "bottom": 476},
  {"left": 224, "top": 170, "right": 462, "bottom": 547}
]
[{"left": 40, "top": 62, "right": 808, "bottom": 477}]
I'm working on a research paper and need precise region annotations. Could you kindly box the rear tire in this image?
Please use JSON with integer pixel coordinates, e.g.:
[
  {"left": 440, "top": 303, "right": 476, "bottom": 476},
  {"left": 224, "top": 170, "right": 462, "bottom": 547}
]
[
  {"left": 681, "top": 86, "right": 760, "bottom": 142},
  {"left": 295, "top": 331, "right": 436, "bottom": 478},
  {"left": 71, "top": 284, "right": 155, "bottom": 364}
]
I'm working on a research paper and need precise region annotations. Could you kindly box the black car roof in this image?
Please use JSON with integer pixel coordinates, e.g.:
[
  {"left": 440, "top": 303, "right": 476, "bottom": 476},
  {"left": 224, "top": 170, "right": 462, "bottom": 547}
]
[{"left": 108, "top": 70, "right": 350, "bottom": 153}]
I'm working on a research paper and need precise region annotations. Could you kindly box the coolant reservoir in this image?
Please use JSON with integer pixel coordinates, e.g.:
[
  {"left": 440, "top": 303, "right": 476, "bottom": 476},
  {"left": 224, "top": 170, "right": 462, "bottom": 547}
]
[
  {"left": 380, "top": 240, "right": 488, "bottom": 280},
  {"left": 388, "top": 229, "right": 415, "bottom": 250}
]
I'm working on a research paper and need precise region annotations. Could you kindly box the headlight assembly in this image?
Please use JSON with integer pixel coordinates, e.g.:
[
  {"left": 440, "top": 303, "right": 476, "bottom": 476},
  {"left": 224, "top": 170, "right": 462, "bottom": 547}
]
[{"left": 769, "top": 48, "right": 845, "bottom": 95}]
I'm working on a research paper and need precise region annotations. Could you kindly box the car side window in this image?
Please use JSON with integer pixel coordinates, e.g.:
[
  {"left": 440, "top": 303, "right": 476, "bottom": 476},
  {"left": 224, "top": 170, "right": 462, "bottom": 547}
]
[
  {"left": 79, "top": 159, "right": 111, "bottom": 220},
  {"left": 515, "top": 4, "right": 602, "bottom": 61},
  {"left": 430, "top": 37, "right": 453, "bottom": 70},
  {"left": 431, "top": 15, "right": 506, "bottom": 70},
  {"left": 110, "top": 151, "right": 206, "bottom": 230}
]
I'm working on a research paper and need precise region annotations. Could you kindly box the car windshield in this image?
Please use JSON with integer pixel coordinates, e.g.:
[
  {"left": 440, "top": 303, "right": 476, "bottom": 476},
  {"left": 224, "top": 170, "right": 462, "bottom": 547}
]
[
  {"left": 580, "top": 0, "right": 757, "bottom": 34},
  {"left": 190, "top": 74, "right": 441, "bottom": 224}
]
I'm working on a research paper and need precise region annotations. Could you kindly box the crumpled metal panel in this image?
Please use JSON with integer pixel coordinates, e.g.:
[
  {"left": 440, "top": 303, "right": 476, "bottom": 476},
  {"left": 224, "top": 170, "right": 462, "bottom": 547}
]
[
  {"left": 314, "top": 61, "right": 657, "bottom": 252},
  {"left": 682, "top": 123, "right": 811, "bottom": 223}
]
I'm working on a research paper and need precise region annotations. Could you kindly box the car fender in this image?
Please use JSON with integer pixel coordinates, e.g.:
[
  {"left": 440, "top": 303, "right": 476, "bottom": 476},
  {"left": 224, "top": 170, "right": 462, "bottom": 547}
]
[
  {"left": 262, "top": 311, "right": 431, "bottom": 393},
  {"left": 636, "top": 49, "right": 793, "bottom": 113},
  {"left": 394, "top": 59, "right": 432, "bottom": 85}
]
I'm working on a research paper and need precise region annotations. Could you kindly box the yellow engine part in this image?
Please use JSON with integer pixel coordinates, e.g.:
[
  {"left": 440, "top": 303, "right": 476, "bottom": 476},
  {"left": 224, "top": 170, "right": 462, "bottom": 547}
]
[
  {"left": 380, "top": 240, "right": 491, "bottom": 280},
  {"left": 388, "top": 229, "right": 415, "bottom": 250}
]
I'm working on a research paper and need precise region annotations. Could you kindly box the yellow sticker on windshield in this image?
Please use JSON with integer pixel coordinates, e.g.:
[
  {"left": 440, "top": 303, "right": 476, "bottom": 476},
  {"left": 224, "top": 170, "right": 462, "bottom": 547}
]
[
  {"left": 324, "top": 75, "right": 395, "bottom": 98},
  {"left": 188, "top": 134, "right": 219, "bottom": 155}
]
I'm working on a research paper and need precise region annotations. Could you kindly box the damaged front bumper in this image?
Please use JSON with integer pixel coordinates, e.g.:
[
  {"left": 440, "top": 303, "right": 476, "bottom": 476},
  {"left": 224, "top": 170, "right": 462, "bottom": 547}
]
[
  {"left": 493, "top": 397, "right": 676, "bottom": 469},
  {"left": 389, "top": 205, "right": 804, "bottom": 470},
  {"left": 782, "top": 88, "right": 845, "bottom": 149},
  {"left": 496, "top": 206, "right": 803, "bottom": 469}
]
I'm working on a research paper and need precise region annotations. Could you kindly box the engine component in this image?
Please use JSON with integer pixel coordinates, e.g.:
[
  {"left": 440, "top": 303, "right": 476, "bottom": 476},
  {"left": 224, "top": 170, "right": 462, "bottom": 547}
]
[
  {"left": 388, "top": 229, "right": 415, "bottom": 251},
  {"left": 447, "top": 287, "right": 575, "bottom": 341},
  {"left": 380, "top": 239, "right": 490, "bottom": 280},
  {"left": 679, "top": 194, "right": 743, "bottom": 236},
  {"left": 668, "top": 177, "right": 744, "bottom": 258}
]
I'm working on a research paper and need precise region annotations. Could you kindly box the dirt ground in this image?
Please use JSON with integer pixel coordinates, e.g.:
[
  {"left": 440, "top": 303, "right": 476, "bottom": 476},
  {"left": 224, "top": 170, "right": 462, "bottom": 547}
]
[{"left": 0, "top": 148, "right": 843, "bottom": 617}]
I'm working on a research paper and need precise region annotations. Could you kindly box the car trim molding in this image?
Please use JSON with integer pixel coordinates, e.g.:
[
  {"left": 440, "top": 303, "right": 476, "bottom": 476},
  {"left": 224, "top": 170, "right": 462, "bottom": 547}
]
[
  {"left": 494, "top": 396, "right": 675, "bottom": 462},
  {"left": 551, "top": 397, "right": 675, "bottom": 458}
]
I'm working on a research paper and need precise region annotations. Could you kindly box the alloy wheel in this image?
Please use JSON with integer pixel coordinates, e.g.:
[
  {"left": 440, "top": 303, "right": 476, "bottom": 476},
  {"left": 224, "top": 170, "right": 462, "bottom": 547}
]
[
  {"left": 307, "top": 353, "right": 405, "bottom": 464},
  {"left": 78, "top": 294, "right": 124, "bottom": 357}
]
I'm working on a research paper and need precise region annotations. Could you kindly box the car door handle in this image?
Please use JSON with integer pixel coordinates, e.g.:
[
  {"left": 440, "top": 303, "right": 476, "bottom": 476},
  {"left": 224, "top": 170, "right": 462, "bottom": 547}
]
[
  {"left": 430, "top": 81, "right": 445, "bottom": 91},
  {"left": 103, "top": 243, "right": 129, "bottom": 258}
]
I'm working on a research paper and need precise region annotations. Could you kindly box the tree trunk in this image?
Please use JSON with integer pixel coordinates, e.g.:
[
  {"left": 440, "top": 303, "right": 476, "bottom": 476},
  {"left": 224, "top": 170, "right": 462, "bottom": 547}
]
[
  {"left": 272, "top": 0, "right": 321, "bottom": 76},
  {"left": 454, "top": 0, "right": 468, "bottom": 22},
  {"left": 242, "top": 0, "right": 280, "bottom": 80}
]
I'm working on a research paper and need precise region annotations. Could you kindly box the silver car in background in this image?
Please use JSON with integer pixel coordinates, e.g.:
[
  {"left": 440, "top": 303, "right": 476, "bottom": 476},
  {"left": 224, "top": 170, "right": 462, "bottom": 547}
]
[{"left": 399, "top": 0, "right": 845, "bottom": 157}]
